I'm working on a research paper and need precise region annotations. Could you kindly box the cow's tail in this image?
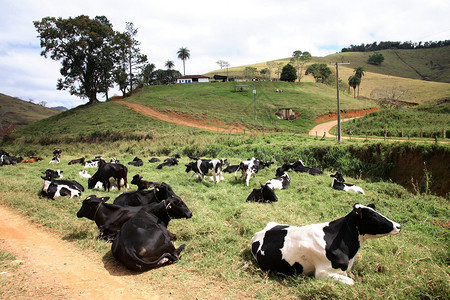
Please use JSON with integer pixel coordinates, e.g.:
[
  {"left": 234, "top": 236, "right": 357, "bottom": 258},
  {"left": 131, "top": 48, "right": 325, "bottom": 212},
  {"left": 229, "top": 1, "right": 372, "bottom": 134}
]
[{"left": 130, "top": 247, "right": 185, "bottom": 271}]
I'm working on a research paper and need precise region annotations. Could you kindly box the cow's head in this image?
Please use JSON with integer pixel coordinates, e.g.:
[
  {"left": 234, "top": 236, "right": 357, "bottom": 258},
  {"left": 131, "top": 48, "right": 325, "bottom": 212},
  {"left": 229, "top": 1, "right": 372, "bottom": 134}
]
[
  {"left": 353, "top": 203, "right": 401, "bottom": 239},
  {"left": 164, "top": 196, "right": 193, "bottom": 219},
  {"left": 275, "top": 167, "right": 285, "bottom": 177},
  {"left": 76, "top": 195, "right": 110, "bottom": 219},
  {"left": 185, "top": 162, "right": 196, "bottom": 173},
  {"left": 131, "top": 174, "right": 142, "bottom": 184},
  {"left": 261, "top": 183, "right": 278, "bottom": 202},
  {"left": 87, "top": 177, "right": 96, "bottom": 189},
  {"left": 41, "top": 169, "right": 63, "bottom": 180},
  {"left": 330, "top": 172, "right": 345, "bottom": 182}
]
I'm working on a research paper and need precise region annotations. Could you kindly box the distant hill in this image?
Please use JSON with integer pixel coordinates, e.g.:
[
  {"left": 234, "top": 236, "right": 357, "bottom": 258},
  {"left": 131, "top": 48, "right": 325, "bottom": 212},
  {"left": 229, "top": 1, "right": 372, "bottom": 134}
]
[
  {"left": 0, "top": 93, "right": 61, "bottom": 126},
  {"left": 50, "top": 106, "right": 68, "bottom": 111}
]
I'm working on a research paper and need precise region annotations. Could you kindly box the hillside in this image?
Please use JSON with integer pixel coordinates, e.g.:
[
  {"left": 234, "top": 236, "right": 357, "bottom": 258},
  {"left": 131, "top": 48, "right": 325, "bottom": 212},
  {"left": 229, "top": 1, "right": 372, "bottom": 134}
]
[
  {"left": 205, "top": 47, "right": 450, "bottom": 104},
  {"left": 0, "top": 93, "right": 61, "bottom": 126}
]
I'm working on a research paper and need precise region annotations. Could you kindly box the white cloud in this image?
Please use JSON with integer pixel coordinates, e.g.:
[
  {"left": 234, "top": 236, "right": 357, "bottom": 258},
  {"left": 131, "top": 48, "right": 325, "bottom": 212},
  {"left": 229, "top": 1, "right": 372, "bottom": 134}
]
[{"left": 0, "top": 0, "right": 448, "bottom": 108}]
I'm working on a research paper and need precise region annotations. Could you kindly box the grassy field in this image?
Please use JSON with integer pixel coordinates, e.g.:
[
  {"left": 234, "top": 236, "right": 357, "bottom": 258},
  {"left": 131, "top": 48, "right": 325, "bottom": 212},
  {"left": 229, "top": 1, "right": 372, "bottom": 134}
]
[{"left": 0, "top": 135, "right": 448, "bottom": 299}]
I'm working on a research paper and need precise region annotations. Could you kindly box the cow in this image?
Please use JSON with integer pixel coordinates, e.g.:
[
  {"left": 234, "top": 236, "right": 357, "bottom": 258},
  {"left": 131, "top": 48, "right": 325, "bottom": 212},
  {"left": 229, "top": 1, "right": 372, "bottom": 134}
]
[
  {"left": 42, "top": 179, "right": 84, "bottom": 200},
  {"left": 0, "top": 154, "right": 22, "bottom": 166},
  {"left": 156, "top": 158, "right": 178, "bottom": 169},
  {"left": 79, "top": 170, "right": 92, "bottom": 178},
  {"left": 68, "top": 157, "right": 85, "bottom": 165},
  {"left": 76, "top": 195, "right": 192, "bottom": 241},
  {"left": 235, "top": 158, "right": 273, "bottom": 186},
  {"left": 113, "top": 182, "right": 180, "bottom": 207},
  {"left": 148, "top": 158, "right": 161, "bottom": 163},
  {"left": 223, "top": 164, "right": 240, "bottom": 173},
  {"left": 330, "top": 172, "right": 365, "bottom": 195},
  {"left": 21, "top": 156, "right": 43, "bottom": 163},
  {"left": 186, "top": 159, "right": 227, "bottom": 184},
  {"left": 282, "top": 159, "right": 323, "bottom": 175},
  {"left": 250, "top": 203, "right": 401, "bottom": 285},
  {"left": 41, "top": 169, "right": 63, "bottom": 180},
  {"left": 131, "top": 174, "right": 155, "bottom": 190},
  {"left": 265, "top": 167, "right": 290, "bottom": 190},
  {"left": 111, "top": 198, "right": 192, "bottom": 271},
  {"left": 110, "top": 157, "right": 120, "bottom": 164},
  {"left": 84, "top": 159, "right": 105, "bottom": 168},
  {"left": 246, "top": 183, "right": 278, "bottom": 203},
  {"left": 88, "top": 162, "right": 128, "bottom": 192},
  {"left": 49, "top": 156, "right": 60, "bottom": 164},
  {"left": 53, "top": 149, "right": 62, "bottom": 158},
  {"left": 128, "top": 156, "right": 143, "bottom": 167}
]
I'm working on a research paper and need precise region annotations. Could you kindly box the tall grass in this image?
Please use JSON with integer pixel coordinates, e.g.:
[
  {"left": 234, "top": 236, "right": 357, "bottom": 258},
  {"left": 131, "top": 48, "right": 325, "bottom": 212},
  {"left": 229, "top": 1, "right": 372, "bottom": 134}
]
[{"left": 0, "top": 134, "right": 448, "bottom": 299}]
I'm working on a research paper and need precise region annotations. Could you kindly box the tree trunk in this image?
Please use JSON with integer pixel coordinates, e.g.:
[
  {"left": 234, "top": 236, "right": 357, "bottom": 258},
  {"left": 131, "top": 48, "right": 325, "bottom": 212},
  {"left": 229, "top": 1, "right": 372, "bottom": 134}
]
[{"left": 357, "top": 85, "right": 360, "bottom": 99}]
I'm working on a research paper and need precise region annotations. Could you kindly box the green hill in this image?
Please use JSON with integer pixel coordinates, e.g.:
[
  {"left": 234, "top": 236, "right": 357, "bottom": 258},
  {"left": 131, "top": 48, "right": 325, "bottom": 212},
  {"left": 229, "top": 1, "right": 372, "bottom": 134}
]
[{"left": 0, "top": 93, "right": 61, "bottom": 126}]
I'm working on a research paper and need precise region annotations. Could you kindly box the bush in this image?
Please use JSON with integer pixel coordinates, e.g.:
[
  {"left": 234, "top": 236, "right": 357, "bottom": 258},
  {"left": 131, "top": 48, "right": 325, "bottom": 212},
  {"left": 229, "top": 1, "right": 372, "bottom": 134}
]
[{"left": 368, "top": 52, "right": 385, "bottom": 65}]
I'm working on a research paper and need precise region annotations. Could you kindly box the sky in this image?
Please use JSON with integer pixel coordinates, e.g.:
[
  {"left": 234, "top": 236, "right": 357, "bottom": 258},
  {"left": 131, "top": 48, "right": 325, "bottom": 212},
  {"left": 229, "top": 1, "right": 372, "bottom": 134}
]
[{"left": 0, "top": 0, "right": 449, "bottom": 109}]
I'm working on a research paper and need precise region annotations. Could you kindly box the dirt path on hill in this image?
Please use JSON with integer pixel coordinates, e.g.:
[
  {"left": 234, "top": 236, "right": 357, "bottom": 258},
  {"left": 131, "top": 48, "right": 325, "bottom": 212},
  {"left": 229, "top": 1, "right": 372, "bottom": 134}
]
[
  {"left": 309, "top": 118, "right": 356, "bottom": 138},
  {"left": 113, "top": 100, "right": 248, "bottom": 133}
]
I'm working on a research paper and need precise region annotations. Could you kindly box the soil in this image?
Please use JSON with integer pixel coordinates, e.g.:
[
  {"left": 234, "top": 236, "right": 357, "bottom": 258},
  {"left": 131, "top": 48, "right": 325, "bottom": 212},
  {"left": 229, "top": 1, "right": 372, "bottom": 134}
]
[{"left": 314, "top": 108, "right": 380, "bottom": 123}]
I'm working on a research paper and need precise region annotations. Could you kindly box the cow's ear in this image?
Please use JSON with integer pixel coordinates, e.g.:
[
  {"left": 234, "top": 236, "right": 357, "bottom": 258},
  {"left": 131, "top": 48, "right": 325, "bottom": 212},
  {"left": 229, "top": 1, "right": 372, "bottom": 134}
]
[{"left": 367, "top": 203, "right": 376, "bottom": 210}]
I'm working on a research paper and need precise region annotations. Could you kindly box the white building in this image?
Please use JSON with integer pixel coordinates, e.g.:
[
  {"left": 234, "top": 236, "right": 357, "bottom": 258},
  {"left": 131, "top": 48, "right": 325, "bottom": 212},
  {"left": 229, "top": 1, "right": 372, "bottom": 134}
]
[{"left": 177, "top": 75, "right": 210, "bottom": 84}]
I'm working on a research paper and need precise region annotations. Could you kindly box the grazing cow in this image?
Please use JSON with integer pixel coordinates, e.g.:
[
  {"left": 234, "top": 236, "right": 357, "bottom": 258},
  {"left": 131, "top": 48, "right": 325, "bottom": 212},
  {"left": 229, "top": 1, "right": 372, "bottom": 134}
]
[
  {"left": 276, "top": 89, "right": 283, "bottom": 93},
  {"left": 235, "top": 158, "right": 273, "bottom": 186},
  {"left": 21, "top": 156, "right": 43, "bottom": 163},
  {"left": 111, "top": 198, "right": 192, "bottom": 271},
  {"left": 42, "top": 179, "right": 84, "bottom": 200},
  {"left": 128, "top": 156, "right": 143, "bottom": 167},
  {"left": 131, "top": 174, "right": 155, "bottom": 190},
  {"left": 0, "top": 154, "right": 22, "bottom": 166},
  {"left": 113, "top": 182, "right": 180, "bottom": 207},
  {"left": 79, "top": 169, "right": 92, "bottom": 178},
  {"left": 185, "top": 159, "right": 227, "bottom": 184},
  {"left": 88, "top": 162, "right": 128, "bottom": 192},
  {"left": 156, "top": 158, "right": 178, "bottom": 169},
  {"left": 251, "top": 203, "right": 401, "bottom": 285},
  {"left": 265, "top": 167, "right": 290, "bottom": 190},
  {"left": 41, "top": 169, "right": 63, "bottom": 180},
  {"left": 246, "top": 183, "right": 278, "bottom": 203},
  {"left": 76, "top": 195, "right": 192, "bottom": 240},
  {"left": 49, "top": 156, "right": 60, "bottom": 164},
  {"left": 148, "top": 158, "right": 160, "bottom": 163},
  {"left": 282, "top": 159, "right": 323, "bottom": 175},
  {"left": 53, "top": 149, "right": 62, "bottom": 158},
  {"left": 330, "top": 172, "right": 365, "bottom": 195},
  {"left": 68, "top": 157, "right": 85, "bottom": 165}
]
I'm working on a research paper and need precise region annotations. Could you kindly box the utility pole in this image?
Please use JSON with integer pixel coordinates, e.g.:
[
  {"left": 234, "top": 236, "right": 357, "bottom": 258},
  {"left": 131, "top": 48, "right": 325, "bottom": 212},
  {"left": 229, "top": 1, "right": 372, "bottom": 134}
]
[
  {"left": 253, "top": 87, "right": 257, "bottom": 120},
  {"left": 331, "top": 62, "right": 350, "bottom": 143}
]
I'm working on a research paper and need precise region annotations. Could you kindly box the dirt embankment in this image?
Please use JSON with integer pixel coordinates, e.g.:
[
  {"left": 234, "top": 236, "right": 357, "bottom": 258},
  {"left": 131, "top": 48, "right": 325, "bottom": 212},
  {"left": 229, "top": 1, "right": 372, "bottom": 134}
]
[{"left": 314, "top": 108, "right": 380, "bottom": 123}]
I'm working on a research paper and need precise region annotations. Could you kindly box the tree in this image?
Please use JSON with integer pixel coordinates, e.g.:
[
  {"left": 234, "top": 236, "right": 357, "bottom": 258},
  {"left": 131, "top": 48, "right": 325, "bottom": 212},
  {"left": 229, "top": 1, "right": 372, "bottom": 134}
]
[
  {"left": 34, "top": 15, "right": 115, "bottom": 104},
  {"left": 368, "top": 52, "right": 384, "bottom": 65},
  {"left": 244, "top": 67, "right": 258, "bottom": 80},
  {"left": 275, "top": 63, "right": 284, "bottom": 80},
  {"left": 305, "top": 63, "right": 332, "bottom": 83},
  {"left": 165, "top": 60, "right": 175, "bottom": 70},
  {"left": 177, "top": 47, "right": 190, "bottom": 75},
  {"left": 348, "top": 75, "right": 361, "bottom": 98},
  {"left": 290, "top": 50, "right": 312, "bottom": 82},
  {"left": 140, "top": 63, "right": 156, "bottom": 86},
  {"left": 280, "top": 64, "right": 297, "bottom": 82},
  {"left": 353, "top": 66, "right": 365, "bottom": 98},
  {"left": 260, "top": 68, "right": 270, "bottom": 80},
  {"left": 216, "top": 59, "right": 229, "bottom": 69},
  {"left": 266, "top": 61, "right": 277, "bottom": 80}
]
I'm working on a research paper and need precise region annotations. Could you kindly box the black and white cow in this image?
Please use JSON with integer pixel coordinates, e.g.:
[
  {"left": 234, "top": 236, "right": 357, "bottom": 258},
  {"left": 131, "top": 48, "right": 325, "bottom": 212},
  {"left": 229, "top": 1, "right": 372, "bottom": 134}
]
[
  {"left": 41, "top": 169, "right": 63, "bottom": 180},
  {"left": 265, "top": 167, "right": 290, "bottom": 190},
  {"left": 235, "top": 158, "right": 273, "bottom": 186},
  {"left": 88, "top": 162, "right": 128, "bottom": 192},
  {"left": 111, "top": 198, "right": 192, "bottom": 271},
  {"left": 49, "top": 156, "right": 60, "bottom": 164},
  {"left": 53, "top": 149, "right": 62, "bottom": 158},
  {"left": 128, "top": 156, "right": 143, "bottom": 167},
  {"left": 223, "top": 164, "right": 240, "bottom": 173},
  {"left": 113, "top": 182, "right": 180, "bottom": 206},
  {"left": 156, "top": 158, "right": 179, "bottom": 169},
  {"left": 79, "top": 169, "right": 92, "bottom": 178},
  {"left": 0, "top": 154, "right": 22, "bottom": 166},
  {"left": 330, "top": 172, "right": 365, "bottom": 195},
  {"left": 246, "top": 183, "right": 278, "bottom": 203},
  {"left": 251, "top": 204, "right": 401, "bottom": 285},
  {"left": 68, "top": 157, "right": 85, "bottom": 165},
  {"left": 185, "top": 159, "right": 227, "bottom": 184},
  {"left": 282, "top": 160, "right": 323, "bottom": 175},
  {"left": 42, "top": 179, "right": 84, "bottom": 200}
]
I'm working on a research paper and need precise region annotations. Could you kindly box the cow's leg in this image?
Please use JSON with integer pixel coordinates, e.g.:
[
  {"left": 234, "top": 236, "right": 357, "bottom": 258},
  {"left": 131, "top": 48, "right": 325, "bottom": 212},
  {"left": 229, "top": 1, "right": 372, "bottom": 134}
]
[{"left": 315, "top": 268, "right": 354, "bottom": 285}]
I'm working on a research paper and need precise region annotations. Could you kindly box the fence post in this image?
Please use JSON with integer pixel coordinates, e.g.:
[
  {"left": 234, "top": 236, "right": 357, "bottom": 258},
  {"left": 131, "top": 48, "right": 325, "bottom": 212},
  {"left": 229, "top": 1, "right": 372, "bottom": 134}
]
[
  {"left": 435, "top": 135, "right": 438, "bottom": 144},
  {"left": 420, "top": 128, "right": 423, "bottom": 138},
  {"left": 385, "top": 128, "right": 387, "bottom": 141},
  {"left": 443, "top": 128, "right": 446, "bottom": 139},
  {"left": 401, "top": 128, "right": 403, "bottom": 137}
]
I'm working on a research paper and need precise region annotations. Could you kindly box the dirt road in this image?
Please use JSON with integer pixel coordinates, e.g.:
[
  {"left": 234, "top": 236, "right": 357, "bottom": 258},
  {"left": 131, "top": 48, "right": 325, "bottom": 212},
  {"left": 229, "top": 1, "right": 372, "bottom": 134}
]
[
  {"left": 0, "top": 205, "right": 158, "bottom": 299},
  {"left": 309, "top": 118, "right": 355, "bottom": 138}
]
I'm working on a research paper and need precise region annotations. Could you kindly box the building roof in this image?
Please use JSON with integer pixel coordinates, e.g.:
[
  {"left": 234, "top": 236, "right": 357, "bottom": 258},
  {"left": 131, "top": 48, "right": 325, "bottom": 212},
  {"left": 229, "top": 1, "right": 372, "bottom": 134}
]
[{"left": 177, "top": 75, "right": 209, "bottom": 79}]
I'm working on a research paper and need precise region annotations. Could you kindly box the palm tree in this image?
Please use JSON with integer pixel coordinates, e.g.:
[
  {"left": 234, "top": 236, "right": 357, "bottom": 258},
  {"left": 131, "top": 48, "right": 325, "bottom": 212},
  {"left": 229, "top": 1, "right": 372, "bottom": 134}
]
[
  {"left": 165, "top": 60, "right": 174, "bottom": 70},
  {"left": 353, "top": 66, "right": 365, "bottom": 98},
  {"left": 177, "top": 47, "right": 190, "bottom": 75},
  {"left": 348, "top": 75, "right": 361, "bottom": 98}
]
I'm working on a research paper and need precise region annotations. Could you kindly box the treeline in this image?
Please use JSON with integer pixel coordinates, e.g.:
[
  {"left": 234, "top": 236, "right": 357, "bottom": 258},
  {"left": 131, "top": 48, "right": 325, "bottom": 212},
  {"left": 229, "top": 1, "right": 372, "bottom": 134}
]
[{"left": 341, "top": 40, "right": 450, "bottom": 52}]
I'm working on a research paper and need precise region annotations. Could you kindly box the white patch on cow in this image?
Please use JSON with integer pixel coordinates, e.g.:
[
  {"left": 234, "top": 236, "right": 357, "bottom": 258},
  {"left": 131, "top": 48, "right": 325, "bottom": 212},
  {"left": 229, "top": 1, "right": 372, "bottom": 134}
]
[
  {"left": 343, "top": 185, "right": 365, "bottom": 194},
  {"left": 79, "top": 170, "right": 92, "bottom": 178},
  {"left": 42, "top": 180, "right": 51, "bottom": 193}
]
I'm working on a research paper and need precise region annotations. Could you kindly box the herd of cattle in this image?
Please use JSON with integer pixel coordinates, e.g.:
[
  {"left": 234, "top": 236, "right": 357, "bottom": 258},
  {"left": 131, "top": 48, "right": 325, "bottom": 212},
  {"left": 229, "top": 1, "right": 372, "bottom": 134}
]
[{"left": 1, "top": 148, "right": 401, "bottom": 284}]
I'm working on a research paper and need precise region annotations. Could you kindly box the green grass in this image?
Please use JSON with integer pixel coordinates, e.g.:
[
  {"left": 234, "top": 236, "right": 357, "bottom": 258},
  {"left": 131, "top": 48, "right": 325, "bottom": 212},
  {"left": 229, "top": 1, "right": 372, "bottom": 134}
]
[
  {"left": 332, "top": 103, "right": 450, "bottom": 139},
  {"left": 0, "top": 135, "right": 448, "bottom": 299}
]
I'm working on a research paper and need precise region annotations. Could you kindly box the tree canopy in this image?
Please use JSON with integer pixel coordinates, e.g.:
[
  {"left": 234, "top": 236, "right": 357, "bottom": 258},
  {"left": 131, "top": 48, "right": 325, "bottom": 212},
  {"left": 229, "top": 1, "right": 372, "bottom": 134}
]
[
  {"left": 177, "top": 47, "right": 190, "bottom": 76},
  {"left": 305, "top": 63, "right": 332, "bottom": 83},
  {"left": 367, "top": 53, "right": 385, "bottom": 65},
  {"left": 280, "top": 64, "right": 297, "bottom": 82}
]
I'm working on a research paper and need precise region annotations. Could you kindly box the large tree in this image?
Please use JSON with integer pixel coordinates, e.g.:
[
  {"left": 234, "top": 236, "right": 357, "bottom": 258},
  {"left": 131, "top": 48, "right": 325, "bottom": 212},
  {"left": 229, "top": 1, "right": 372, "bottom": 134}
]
[
  {"left": 34, "top": 15, "right": 115, "bottom": 104},
  {"left": 305, "top": 63, "right": 332, "bottom": 83},
  {"left": 280, "top": 64, "right": 297, "bottom": 82},
  {"left": 290, "top": 50, "right": 312, "bottom": 82},
  {"left": 177, "top": 47, "right": 190, "bottom": 75},
  {"left": 348, "top": 75, "right": 361, "bottom": 98},
  {"left": 353, "top": 66, "right": 365, "bottom": 98}
]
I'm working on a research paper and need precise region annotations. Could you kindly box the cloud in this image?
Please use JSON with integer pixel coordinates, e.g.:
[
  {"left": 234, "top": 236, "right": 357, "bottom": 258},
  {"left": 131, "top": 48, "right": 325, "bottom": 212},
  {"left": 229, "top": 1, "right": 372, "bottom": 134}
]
[{"left": 0, "top": 0, "right": 449, "bottom": 108}]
